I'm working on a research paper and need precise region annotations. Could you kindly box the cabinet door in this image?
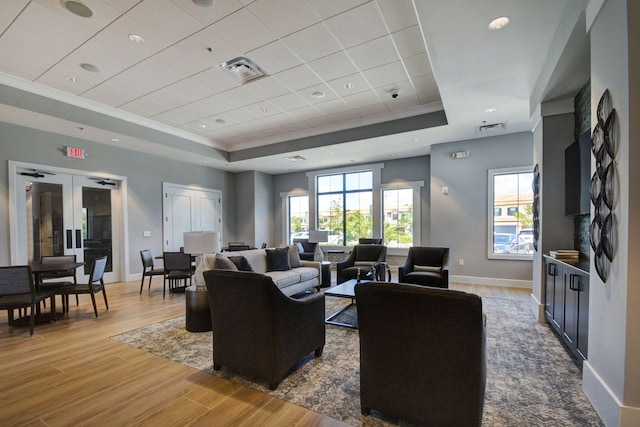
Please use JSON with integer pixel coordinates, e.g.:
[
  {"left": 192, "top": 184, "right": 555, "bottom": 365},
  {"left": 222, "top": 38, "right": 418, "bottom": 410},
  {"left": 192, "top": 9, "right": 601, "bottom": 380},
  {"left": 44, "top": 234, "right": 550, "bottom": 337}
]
[
  {"left": 562, "top": 271, "right": 578, "bottom": 348},
  {"left": 576, "top": 273, "right": 589, "bottom": 359},
  {"left": 547, "top": 261, "right": 563, "bottom": 332}
]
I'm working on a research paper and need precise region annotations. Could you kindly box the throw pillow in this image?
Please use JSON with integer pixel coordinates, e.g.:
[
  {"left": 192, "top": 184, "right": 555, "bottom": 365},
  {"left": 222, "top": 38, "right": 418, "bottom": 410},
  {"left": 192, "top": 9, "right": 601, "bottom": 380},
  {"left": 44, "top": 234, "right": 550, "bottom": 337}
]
[
  {"left": 193, "top": 255, "right": 213, "bottom": 288},
  {"left": 266, "top": 247, "right": 291, "bottom": 271},
  {"left": 287, "top": 244, "right": 302, "bottom": 268},
  {"left": 213, "top": 255, "right": 238, "bottom": 271},
  {"left": 295, "top": 242, "right": 305, "bottom": 255},
  {"left": 227, "top": 255, "right": 254, "bottom": 272},
  {"left": 414, "top": 265, "right": 442, "bottom": 274}
]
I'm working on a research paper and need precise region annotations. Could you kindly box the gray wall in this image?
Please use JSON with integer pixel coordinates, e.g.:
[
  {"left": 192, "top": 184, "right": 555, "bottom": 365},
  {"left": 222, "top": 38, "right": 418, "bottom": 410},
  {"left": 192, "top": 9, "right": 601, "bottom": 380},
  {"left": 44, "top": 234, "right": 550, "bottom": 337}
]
[
  {"left": 430, "top": 132, "right": 534, "bottom": 283},
  {"left": 0, "top": 121, "right": 236, "bottom": 277}
]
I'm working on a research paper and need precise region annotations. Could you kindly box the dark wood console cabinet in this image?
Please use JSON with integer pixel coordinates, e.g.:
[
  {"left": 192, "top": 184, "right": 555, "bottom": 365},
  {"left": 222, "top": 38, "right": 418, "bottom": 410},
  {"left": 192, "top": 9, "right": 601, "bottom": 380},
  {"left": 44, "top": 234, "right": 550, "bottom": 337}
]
[{"left": 544, "top": 255, "right": 590, "bottom": 361}]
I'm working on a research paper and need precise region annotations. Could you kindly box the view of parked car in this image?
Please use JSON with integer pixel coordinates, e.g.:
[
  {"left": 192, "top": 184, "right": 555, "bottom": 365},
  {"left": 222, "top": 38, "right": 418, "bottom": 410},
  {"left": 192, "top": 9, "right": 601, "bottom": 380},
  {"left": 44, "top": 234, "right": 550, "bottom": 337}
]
[{"left": 493, "top": 233, "right": 517, "bottom": 253}]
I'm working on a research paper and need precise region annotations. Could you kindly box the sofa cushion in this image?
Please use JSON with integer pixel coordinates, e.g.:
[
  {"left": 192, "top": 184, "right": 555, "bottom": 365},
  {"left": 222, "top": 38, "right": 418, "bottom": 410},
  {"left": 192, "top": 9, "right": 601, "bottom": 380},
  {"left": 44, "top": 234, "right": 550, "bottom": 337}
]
[
  {"left": 296, "top": 266, "right": 320, "bottom": 282},
  {"left": 266, "top": 247, "right": 291, "bottom": 271},
  {"left": 213, "top": 255, "right": 238, "bottom": 271},
  {"left": 414, "top": 265, "right": 442, "bottom": 274},
  {"left": 227, "top": 255, "right": 254, "bottom": 272},
  {"left": 265, "top": 270, "right": 300, "bottom": 288},
  {"left": 287, "top": 245, "right": 302, "bottom": 268}
]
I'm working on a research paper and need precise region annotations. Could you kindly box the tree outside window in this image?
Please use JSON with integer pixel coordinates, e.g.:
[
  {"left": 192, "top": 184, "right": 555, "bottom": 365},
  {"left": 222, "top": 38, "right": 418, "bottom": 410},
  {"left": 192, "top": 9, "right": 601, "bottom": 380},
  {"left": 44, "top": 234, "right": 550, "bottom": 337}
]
[
  {"left": 383, "top": 188, "right": 413, "bottom": 248},
  {"left": 288, "top": 195, "right": 308, "bottom": 243}
]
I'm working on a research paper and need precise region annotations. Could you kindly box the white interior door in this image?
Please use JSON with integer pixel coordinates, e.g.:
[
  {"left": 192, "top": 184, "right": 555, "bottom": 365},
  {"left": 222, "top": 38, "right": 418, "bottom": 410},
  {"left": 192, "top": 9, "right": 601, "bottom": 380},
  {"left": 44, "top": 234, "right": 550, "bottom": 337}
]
[
  {"left": 163, "top": 183, "right": 222, "bottom": 252},
  {"left": 11, "top": 165, "right": 122, "bottom": 283}
]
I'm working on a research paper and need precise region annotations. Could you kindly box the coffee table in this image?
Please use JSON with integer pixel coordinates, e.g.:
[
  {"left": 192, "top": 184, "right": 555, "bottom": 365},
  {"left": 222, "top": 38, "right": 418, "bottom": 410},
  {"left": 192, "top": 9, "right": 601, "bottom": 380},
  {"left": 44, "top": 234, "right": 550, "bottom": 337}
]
[{"left": 324, "top": 279, "right": 369, "bottom": 329}]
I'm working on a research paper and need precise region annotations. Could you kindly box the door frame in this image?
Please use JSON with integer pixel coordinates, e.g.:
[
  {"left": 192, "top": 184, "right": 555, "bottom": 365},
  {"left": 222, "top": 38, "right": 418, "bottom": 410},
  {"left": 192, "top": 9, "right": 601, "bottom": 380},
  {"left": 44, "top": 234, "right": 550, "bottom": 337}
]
[{"left": 8, "top": 160, "right": 129, "bottom": 283}]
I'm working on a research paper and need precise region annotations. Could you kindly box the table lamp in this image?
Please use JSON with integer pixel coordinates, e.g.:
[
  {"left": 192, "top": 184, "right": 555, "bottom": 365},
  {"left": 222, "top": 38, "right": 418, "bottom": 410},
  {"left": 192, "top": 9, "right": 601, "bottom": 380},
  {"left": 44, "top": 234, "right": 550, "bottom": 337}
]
[
  {"left": 308, "top": 230, "right": 329, "bottom": 262},
  {"left": 183, "top": 231, "right": 221, "bottom": 290}
]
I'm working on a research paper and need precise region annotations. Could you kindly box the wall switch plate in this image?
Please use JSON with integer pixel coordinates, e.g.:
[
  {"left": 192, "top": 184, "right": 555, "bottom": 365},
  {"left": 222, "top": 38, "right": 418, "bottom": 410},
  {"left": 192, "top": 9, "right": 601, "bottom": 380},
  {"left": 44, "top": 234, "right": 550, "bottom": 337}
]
[
  {"left": 442, "top": 186, "right": 449, "bottom": 195},
  {"left": 143, "top": 231, "right": 151, "bottom": 237},
  {"left": 459, "top": 258, "right": 464, "bottom": 265}
]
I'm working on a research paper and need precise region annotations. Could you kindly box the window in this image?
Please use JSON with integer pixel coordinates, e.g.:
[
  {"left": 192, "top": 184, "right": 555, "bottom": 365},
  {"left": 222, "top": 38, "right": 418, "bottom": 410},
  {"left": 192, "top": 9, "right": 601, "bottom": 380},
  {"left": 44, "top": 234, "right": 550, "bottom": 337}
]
[
  {"left": 488, "top": 167, "right": 534, "bottom": 259},
  {"left": 288, "top": 195, "right": 308, "bottom": 244},
  {"left": 382, "top": 188, "right": 413, "bottom": 248},
  {"left": 317, "top": 171, "right": 372, "bottom": 245}
]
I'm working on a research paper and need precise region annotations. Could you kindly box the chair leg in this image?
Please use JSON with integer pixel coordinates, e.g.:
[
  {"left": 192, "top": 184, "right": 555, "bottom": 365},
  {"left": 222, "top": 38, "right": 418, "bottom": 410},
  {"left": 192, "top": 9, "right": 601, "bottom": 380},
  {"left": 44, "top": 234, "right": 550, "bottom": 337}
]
[
  {"left": 90, "top": 293, "right": 98, "bottom": 318},
  {"left": 102, "top": 288, "right": 109, "bottom": 310},
  {"left": 140, "top": 274, "right": 145, "bottom": 294},
  {"left": 163, "top": 278, "right": 166, "bottom": 299},
  {"left": 50, "top": 295, "right": 57, "bottom": 323},
  {"left": 29, "top": 304, "right": 35, "bottom": 337}
]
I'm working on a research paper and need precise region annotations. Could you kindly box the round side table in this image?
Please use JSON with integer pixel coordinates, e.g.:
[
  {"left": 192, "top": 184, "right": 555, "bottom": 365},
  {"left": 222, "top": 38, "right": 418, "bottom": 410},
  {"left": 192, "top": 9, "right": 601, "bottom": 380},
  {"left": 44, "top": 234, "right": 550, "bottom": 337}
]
[{"left": 185, "top": 286, "right": 212, "bottom": 332}]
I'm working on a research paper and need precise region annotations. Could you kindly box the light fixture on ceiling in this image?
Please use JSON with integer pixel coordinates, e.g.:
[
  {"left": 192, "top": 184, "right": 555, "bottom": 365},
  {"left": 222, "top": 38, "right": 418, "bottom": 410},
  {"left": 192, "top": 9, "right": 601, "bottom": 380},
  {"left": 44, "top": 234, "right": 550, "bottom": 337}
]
[
  {"left": 111, "top": 138, "right": 120, "bottom": 142},
  {"left": 285, "top": 155, "right": 306, "bottom": 162},
  {"left": 65, "top": 75, "right": 78, "bottom": 82},
  {"left": 344, "top": 83, "right": 354, "bottom": 89},
  {"left": 198, "top": 124, "right": 207, "bottom": 129},
  {"left": 128, "top": 34, "right": 144, "bottom": 44},
  {"left": 192, "top": 0, "right": 214, "bottom": 7},
  {"left": 488, "top": 16, "right": 510, "bottom": 30},
  {"left": 219, "top": 57, "right": 266, "bottom": 84},
  {"left": 80, "top": 63, "right": 100, "bottom": 72},
  {"left": 311, "top": 91, "right": 325, "bottom": 99},
  {"left": 61, "top": 0, "right": 93, "bottom": 18},
  {"left": 478, "top": 122, "right": 506, "bottom": 133},
  {"left": 484, "top": 108, "right": 496, "bottom": 113},
  {"left": 215, "top": 119, "right": 226, "bottom": 124}
]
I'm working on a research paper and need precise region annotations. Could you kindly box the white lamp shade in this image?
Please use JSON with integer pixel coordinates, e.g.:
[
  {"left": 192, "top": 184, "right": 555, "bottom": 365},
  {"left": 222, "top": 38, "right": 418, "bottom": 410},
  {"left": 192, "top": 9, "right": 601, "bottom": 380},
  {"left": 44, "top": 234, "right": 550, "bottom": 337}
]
[
  {"left": 183, "top": 231, "right": 221, "bottom": 254},
  {"left": 308, "top": 230, "right": 329, "bottom": 243}
]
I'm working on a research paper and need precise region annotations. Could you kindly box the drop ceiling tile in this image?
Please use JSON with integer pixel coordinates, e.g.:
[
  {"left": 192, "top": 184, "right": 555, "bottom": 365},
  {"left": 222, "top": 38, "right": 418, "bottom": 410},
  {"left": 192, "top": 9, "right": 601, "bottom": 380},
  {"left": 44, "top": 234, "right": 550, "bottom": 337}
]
[
  {"left": 324, "top": 2, "right": 388, "bottom": 49},
  {"left": 122, "top": 59, "right": 183, "bottom": 91},
  {"left": 274, "top": 64, "right": 323, "bottom": 91},
  {"left": 354, "top": 103, "right": 390, "bottom": 118},
  {"left": 403, "top": 52, "right": 434, "bottom": 79},
  {"left": 305, "top": 0, "right": 368, "bottom": 20},
  {"left": 99, "top": 15, "right": 172, "bottom": 59},
  {"left": 150, "top": 45, "right": 213, "bottom": 79},
  {"left": 151, "top": 108, "right": 196, "bottom": 126},
  {"left": 103, "top": 0, "right": 141, "bottom": 13},
  {"left": 33, "top": 0, "right": 122, "bottom": 32},
  {"left": 342, "top": 89, "right": 382, "bottom": 109},
  {"left": 209, "top": 8, "right": 276, "bottom": 53},
  {"left": 412, "top": 74, "right": 439, "bottom": 94},
  {"left": 308, "top": 51, "right": 358, "bottom": 82},
  {"left": 362, "top": 61, "right": 409, "bottom": 89},
  {"left": 326, "top": 109, "right": 360, "bottom": 123},
  {"left": 282, "top": 23, "right": 343, "bottom": 63},
  {"left": 128, "top": 0, "right": 203, "bottom": 43},
  {"left": 1, "top": 22, "right": 71, "bottom": 65},
  {"left": 327, "top": 73, "right": 371, "bottom": 96},
  {"left": 121, "top": 97, "right": 171, "bottom": 117},
  {"left": 16, "top": 2, "right": 94, "bottom": 49},
  {"left": 55, "top": 50, "right": 123, "bottom": 81},
  {"left": 347, "top": 35, "right": 399, "bottom": 71},
  {"left": 186, "top": 68, "right": 240, "bottom": 94},
  {"left": 392, "top": 25, "right": 426, "bottom": 59},
  {"left": 245, "top": 41, "right": 302, "bottom": 75},
  {"left": 0, "top": 0, "right": 29, "bottom": 33},
  {"left": 288, "top": 105, "right": 322, "bottom": 121},
  {"left": 376, "top": 0, "right": 418, "bottom": 32},
  {"left": 82, "top": 82, "right": 139, "bottom": 107},
  {"left": 144, "top": 79, "right": 213, "bottom": 108},
  {"left": 384, "top": 94, "right": 420, "bottom": 111},
  {"left": 304, "top": 115, "right": 335, "bottom": 129},
  {"left": 373, "top": 79, "right": 415, "bottom": 99},
  {"left": 36, "top": 65, "right": 95, "bottom": 95},
  {"left": 0, "top": 42, "right": 51, "bottom": 80},
  {"left": 219, "top": 86, "right": 262, "bottom": 109},
  {"left": 245, "top": 101, "right": 284, "bottom": 117},
  {"left": 247, "top": 0, "right": 318, "bottom": 38},
  {"left": 77, "top": 34, "right": 144, "bottom": 71},
  {"left": 176, "top": 27, "right": 241, "bottom": 66},
  {"left": 169, "top": 0, "right": 243, "bottom": 27},
  {"left": 270, "top": 92, "right": 311, "bottom": 111},
  {"left": 417, "top": 89, "right": 441, "bottom": 105},
  {"left": 302, "top": 83, "right": 338, "bottom": 105},
  {"left": 314, "top": 98, "right": 351, "bottom": 115},
  {"left": 244, "top": 77, "right": 291, "bottom": 99}
]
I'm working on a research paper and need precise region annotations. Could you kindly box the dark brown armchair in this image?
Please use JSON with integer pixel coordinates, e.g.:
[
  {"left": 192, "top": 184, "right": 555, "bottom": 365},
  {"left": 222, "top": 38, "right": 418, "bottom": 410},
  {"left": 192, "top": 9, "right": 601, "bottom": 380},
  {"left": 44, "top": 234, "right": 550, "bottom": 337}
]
[
  {"left": 355, "top": 282, "right": 486, "bottom": 426},
  {"left": 398, "top": 246, "right": 450, "bottom": 288},
  {"left": 292, "top": 238, "right": 317, "bottom": 261},
  {"left": 203, "top": 269, "right": 325, "bottom": 390},
  {"left": 336, "top": 244, "right": 388, "bottom": 284}
]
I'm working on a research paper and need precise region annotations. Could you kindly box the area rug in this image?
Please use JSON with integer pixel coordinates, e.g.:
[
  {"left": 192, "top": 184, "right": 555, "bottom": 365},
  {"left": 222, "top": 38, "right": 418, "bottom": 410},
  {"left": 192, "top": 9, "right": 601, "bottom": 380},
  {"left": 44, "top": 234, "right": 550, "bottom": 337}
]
[{"left": 111, "top": 297, "right": 603, "bottom": 426}]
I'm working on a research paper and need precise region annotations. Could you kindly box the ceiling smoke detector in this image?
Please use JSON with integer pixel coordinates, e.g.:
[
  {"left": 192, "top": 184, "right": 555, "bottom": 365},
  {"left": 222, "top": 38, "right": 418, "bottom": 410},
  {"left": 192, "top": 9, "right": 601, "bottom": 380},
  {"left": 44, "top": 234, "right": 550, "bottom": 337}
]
[
  {"left": 219, "top": 57, "right": 266, "bottom": 84},
  {"left": 478, "top": 122, "right": 506, "bottom": 133},
  {"left": 62, "top": 0, "right": 93, "bottom": 18}
]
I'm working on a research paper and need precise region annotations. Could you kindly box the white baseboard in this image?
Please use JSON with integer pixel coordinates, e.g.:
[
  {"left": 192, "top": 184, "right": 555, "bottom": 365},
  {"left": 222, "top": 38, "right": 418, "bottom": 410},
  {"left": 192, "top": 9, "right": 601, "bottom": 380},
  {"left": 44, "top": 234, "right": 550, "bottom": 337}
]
[
  {"left": 128, "top": 273, "right": 142, "bottom": 282},
  {"left": 450, "top": 275, "right": 532, "bottom": 289},
  {"left": 583, "top": 361, "right": 640, "bottom": 427},
  {"left": 529, "top": 292, "right": 544, "bottom": 322}
]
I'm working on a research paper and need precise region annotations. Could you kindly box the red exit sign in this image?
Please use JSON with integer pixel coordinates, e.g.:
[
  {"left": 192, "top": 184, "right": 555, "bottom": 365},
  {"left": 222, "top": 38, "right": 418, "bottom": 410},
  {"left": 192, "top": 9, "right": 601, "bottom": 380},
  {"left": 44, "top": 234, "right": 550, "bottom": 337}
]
[{"left": 66, "top": 146, "right": 86, "bottom": 159}]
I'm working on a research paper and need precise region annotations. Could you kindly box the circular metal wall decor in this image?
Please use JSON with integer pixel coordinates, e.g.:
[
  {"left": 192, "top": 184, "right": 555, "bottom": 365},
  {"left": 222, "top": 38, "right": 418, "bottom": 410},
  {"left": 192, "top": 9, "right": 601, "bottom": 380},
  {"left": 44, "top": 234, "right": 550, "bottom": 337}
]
[
  {"left": 590, "top": 89, "right": 618, "bottom": 282},
  {"left": 532, "top": 164, "right": 540, "bottom": 251}
]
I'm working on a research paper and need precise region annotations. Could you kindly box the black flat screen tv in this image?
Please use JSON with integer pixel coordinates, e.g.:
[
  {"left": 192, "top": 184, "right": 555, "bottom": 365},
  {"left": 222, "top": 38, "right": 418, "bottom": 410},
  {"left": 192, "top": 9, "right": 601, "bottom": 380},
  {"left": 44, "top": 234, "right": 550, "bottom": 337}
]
[{"left": 565, "top": 131, "right": 591, "bottom": 216}]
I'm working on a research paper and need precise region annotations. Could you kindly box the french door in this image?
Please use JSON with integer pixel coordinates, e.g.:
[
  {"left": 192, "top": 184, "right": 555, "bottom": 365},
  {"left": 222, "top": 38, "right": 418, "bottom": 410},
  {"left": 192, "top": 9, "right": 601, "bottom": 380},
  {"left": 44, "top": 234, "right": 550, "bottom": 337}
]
[{"left": 10, "top": 162, "right": 123, "bottom": 283}]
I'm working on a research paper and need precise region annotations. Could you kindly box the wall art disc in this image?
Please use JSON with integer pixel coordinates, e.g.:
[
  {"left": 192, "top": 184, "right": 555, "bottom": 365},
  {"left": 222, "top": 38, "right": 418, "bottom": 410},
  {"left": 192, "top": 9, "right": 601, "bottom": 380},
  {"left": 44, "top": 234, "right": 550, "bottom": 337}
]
[
  {"left": 602, "top": 161, "right": 617, "bottom": 210},
  {"left": 590, "top": 217, "right": 600, "bottom": 251},
  {"left": 604, "top": 109, "right": 618, "bottom": 159},
  {"left": 595, "top": 251, "right": 609, "bottom": 282},
  {"left": 602, "top": 213, "right": 615, "bottom": 262},
  {"left": 591, "top": 123, "right": 605, "bottom": 162},
  {"left": 590, "top": 171, "right": 601, "bottom": 206},
  {"left": 597, "top": 89, "right": 612, "bottom": 126}
]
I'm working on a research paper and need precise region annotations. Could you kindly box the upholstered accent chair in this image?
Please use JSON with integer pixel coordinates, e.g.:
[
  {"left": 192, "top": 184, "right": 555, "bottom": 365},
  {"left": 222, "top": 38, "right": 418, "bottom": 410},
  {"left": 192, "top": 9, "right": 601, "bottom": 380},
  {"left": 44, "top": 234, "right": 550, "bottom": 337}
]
[
  {"left": 203, "top": 269, "right": 325, "bottom": 390},
  {"left": 336, "top": 244, "right": 388, "bottom": 284},
  {"left": 358, "top": 238, "right": 383, "bottom": 244},
  {"left": 398, "top": 246, "right": 450, "bottom": 288},
  {"left": 292, "top": 238, "right": 317, "bottom": 261},
  {"left": 355, "top": 282, "right": 486, "bottom": 426}
]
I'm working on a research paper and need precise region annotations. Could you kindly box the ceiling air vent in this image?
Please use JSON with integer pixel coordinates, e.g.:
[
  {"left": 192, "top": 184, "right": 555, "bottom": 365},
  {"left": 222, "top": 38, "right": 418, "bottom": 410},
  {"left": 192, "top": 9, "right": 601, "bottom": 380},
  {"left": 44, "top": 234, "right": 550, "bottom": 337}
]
[
  {"left": 219, "top": 57, "right": 266, "bottom": 84},
  {"left": 478, "top": 122, "right": 506, "bottom": 133}
]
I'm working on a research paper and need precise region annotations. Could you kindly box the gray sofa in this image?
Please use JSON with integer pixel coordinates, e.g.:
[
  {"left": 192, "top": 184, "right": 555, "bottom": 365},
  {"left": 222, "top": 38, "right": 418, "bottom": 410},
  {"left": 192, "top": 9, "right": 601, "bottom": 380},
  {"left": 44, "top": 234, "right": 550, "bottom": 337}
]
[{"left": 201, "top": 248, "right": 320, "bottom": 296}]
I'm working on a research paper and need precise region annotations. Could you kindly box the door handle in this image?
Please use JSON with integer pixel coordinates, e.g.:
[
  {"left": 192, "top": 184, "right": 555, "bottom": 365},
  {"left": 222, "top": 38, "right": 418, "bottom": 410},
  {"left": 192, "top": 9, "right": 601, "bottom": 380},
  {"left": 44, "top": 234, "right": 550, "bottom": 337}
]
[
  {"left": 75, "top": 229, "right": 82, "bottom": 248},
  {"left": 66, "top": 229, "right": 72, "bottom": 249}
]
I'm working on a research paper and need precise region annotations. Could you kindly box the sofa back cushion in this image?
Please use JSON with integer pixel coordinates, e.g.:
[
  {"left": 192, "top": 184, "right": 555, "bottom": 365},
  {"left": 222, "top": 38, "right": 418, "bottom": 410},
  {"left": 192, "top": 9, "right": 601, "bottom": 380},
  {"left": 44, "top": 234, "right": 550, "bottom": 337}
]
[{"left": 266, "top": 247, "right": 291, "bottom": 271}]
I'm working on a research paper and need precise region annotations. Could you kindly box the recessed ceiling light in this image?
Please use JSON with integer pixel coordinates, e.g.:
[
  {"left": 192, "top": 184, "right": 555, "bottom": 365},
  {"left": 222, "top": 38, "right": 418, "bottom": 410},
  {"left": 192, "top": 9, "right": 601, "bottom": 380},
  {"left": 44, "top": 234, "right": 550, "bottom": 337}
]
[
  {"left": 128, "top": 34, "right": 144, "bottom": 44},
  {"left": 192, "top": 0, "right": 214, "bottom": 7},
  {"left": 111, "top": 138, "right": 120, "bottom": 142},
  {"left": 488, "top": 16, "right": 510, "bottom": 30},
  {"left": 311, "top": 91, "right": 325, "bottom": 99},
  {"left": 484, "top": 108, "right": 497, "bottom": 113},
  {"left": 80, "top": 63, "right": 100, "bottom": 72},
  {"left": 65, "top": 75, "right": 78, "bottom": 82},
  {"left": 260, "top": 107, "right": 269, "bottom": 113},
  {"left": 198, "top": 124, "right": 207, "bottom": 129},
  {"left": 344, "top": 83, "right": 354, "bottom": 89},
  {"left": 413, "top": 137, "right": 419, "bottom": 142},
  {"left": 62, "top": 0, "right": 93, "bottom": 18},
  {"left": 215, "top": 119, "right": 226, "bottom": 124}
]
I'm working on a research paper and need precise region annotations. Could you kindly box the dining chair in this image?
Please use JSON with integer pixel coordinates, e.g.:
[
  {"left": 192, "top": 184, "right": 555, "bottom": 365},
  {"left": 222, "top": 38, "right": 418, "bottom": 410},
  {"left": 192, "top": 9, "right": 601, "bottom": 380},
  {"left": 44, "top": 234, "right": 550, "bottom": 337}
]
[
  {"left": 0, "top": 265, "right": 57, "bottom": 336},
  {"left": 163, "top": 252, "right": 193, "bottom": 298},
  {"left": 38, "top": 255, "right": 79, "bottom": 308},
  {"left": 139, "top": 249, "right": 164, "bottom": 294},
  {"left": 55, "top": 256, "right": 109, "bottom": 317}
]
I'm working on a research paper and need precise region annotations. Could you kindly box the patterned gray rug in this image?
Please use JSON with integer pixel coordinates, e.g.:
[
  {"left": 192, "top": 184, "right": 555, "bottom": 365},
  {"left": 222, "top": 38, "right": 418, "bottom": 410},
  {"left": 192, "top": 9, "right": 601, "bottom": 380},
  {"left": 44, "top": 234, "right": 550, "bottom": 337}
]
[{"left": 111, "top": 297, "right": 603, "bottom": 426}]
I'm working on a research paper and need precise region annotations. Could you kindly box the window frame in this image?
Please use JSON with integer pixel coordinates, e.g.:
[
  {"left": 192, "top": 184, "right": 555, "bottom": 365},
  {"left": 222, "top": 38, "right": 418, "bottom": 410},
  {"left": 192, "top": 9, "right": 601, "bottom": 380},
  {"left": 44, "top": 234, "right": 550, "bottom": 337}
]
[
  {"left": 381, "top": 181, "right": 423, "bottom": 249},
  {"left": 487, "top": 166, "right": 534, "bottom": 260}
]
